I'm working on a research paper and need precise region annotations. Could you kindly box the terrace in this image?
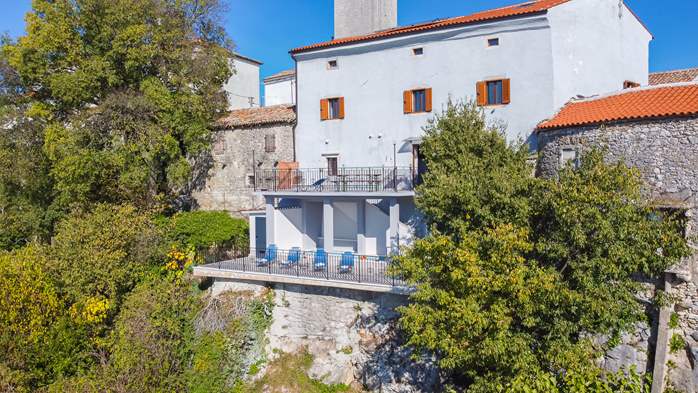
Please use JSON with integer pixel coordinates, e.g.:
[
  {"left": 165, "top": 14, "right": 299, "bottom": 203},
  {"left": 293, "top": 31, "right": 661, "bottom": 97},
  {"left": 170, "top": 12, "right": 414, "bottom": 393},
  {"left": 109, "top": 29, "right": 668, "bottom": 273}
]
[
  {"left": 254, "top": 166, "right": 416, "bottom": 193},
  {"left": 193, "top": 247, "right": 410, "bottom": 294}
]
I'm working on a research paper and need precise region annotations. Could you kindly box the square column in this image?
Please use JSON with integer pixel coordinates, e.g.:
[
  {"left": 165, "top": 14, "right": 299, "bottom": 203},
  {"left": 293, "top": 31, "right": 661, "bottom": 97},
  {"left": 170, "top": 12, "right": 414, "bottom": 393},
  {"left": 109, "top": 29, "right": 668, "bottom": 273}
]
[
  {"left": 323, "top": 198, "right": 334, "bottom": 252},
  {"left": 389, "top": 198, "right": 400, "bottom": 254},
  {"left": 357, "top": 200, "right": 366, "bottom": 255},
  {"left": 265, "top": 196, "right": 275, "bottom": 246}
]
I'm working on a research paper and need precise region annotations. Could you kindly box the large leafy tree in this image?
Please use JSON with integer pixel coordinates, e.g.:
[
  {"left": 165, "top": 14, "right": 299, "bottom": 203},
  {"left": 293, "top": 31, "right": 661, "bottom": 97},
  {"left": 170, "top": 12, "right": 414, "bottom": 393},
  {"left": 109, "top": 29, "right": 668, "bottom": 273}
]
[
  {"left": 0, "top": 0, "right": 233, "bottom": 248},
  {"left": 392, "top": 102, "right": 690, "bottom": 391}
]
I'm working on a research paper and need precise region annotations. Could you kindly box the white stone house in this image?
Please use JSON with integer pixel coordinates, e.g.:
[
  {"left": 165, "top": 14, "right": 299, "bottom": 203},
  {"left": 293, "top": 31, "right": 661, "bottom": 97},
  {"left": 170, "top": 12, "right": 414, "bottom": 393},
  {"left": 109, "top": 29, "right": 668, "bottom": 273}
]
[
  {"left": 224, "top": 53, "right": 263, "bottom": 109},
  {"left": 257, "top": 0, "right": 651, "bottom": 258},
  {"left": 264, "top": 69, "right": 296, "bottom": 106}
]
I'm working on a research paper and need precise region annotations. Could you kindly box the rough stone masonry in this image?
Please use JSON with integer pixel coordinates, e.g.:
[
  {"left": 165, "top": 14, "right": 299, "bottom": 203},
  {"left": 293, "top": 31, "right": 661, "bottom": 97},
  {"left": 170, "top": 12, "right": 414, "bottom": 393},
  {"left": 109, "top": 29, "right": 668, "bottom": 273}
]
[{"left": 537, "top": 115, "right": 698, "bottom": 392}]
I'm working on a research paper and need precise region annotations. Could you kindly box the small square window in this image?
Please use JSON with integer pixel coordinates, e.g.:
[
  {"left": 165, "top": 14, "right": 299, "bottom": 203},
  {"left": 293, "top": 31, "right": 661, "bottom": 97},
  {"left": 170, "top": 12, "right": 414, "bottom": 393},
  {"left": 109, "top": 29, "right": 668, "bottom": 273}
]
[
  {"left": 412, "top": 89, "right": 427, "bottom": 113},
  {"left": 247, "top": 175, "right": 255, "bottom": 187},
  {"left": 413, "top": 47, "right": 424, "bottom": 56},
  {"left": 560, "top": 148, "right": 579, "bottom": 169},
  {"left": 328, "top": 60, "right": 338, "bottom": 69},
  {"left": 486, "top": 80, "right": 504, "bottom": 105},
  {"left": 488, "top": 38, "right": 500, "bottom": 47},
  {"left": 328, "top": 98, "right": 341, "bottom": 119}
]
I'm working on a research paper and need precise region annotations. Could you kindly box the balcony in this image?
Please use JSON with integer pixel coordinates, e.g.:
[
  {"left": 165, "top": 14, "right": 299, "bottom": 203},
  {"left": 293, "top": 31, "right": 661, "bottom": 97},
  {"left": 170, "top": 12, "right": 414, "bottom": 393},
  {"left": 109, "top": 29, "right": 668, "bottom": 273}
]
[
  {"left": 194, "top": 247, "right": 410, "bottom": 293},
  {"left": 254, "top": 167, "right": 416, "bottom": 193}
]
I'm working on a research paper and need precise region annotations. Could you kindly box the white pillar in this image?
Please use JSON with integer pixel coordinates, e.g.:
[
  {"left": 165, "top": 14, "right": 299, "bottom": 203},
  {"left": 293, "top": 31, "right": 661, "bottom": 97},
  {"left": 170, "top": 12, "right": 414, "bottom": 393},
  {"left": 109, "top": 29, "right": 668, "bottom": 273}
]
[
  {"left": 248, "top": 214, "right": 256, "bottom": 254},
  {"left": 357, "top": 200, "right": 366, "bottom": 255},
  {"left": 323, "top": 198, "right": 334, "bottom": 252},
  {"left": 265, "top": 196, "right": 275, "bottom": 246},
  {"left": 389, "top": 198, "right": 400, "bottom": 254}
]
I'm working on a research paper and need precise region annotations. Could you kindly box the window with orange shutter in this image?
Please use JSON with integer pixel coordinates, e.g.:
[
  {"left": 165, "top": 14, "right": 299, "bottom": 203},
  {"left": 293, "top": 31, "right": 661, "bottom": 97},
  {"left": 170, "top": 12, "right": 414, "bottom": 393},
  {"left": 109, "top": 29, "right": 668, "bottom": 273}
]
[
  {"left": 321, "top": 97, "right": 345, "bottom": 120},
  {"left": 405, "top": 88, "right": 433, "bottom": 114},
  {"left": 477, "top": 79, "right": 511, "bottom": 106}
]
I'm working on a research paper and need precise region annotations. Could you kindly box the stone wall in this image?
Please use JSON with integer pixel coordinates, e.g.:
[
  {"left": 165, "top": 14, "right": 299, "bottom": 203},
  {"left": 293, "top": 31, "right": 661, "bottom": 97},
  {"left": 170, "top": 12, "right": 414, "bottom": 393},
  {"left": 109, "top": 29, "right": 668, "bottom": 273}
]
[
  {"left": 192, "top": 123, "right": 294, "bottom": 215},
  {"left": 536, "top": 115, "right": 698, "bottom": 391},
  {"left": 209, "top": 279, "right": 440, "bottom": 392}
]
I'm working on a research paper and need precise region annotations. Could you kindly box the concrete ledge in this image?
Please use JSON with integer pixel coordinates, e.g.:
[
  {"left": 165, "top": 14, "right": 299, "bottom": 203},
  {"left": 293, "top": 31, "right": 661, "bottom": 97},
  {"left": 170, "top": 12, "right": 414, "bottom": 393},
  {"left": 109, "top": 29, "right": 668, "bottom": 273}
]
[
  {"left": 259, "top": 191, "right": 415, "bottom": 198},
  {"left": 193, "top": 266, "right": 413, "bottom": 295}
]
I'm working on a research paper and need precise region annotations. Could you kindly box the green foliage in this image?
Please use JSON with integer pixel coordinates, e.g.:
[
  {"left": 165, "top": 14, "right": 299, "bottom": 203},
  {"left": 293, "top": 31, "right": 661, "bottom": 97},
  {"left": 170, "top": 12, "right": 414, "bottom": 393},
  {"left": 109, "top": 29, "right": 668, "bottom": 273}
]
[
  {"left": 168, "top": 210, "right": 249, "bottom": 252},
  {"left": 0, "top": 0, "right": 233, "bottom": 245},
  {"left": 669, "top": 313, "right": 680, "bottom": 329},
  {"left": 392, "top": 101, "right": 691, "bottom": 391},
  {"left": 669, "top": 334, "right": 686, "bottom": 354},
  {"left": 47, "top": 204, "right": 164, "bottom": 308}
]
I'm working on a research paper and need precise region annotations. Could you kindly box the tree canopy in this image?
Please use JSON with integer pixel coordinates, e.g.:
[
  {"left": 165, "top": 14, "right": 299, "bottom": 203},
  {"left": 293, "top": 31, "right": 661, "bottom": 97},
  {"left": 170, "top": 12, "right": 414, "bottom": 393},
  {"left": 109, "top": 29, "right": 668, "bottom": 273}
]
[
  {"left": 0, "top": 0, "right": 233, "bottom": 247},
  {"left": 392, "top": 101, "right": 690, "bottom": 391}
]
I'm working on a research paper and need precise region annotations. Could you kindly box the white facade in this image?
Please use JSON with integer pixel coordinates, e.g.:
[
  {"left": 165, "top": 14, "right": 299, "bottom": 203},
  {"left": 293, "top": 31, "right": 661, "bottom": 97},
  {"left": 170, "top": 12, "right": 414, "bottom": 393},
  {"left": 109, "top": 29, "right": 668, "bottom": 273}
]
[
  {"left": 264, "top": 71, "right": 297, "bottom": 106},
  {"left": 224, "top": 54, "right": 262, "bottom": 109},
  {"left": 257, "top": 0, "right": 651, "bottom": 258}
]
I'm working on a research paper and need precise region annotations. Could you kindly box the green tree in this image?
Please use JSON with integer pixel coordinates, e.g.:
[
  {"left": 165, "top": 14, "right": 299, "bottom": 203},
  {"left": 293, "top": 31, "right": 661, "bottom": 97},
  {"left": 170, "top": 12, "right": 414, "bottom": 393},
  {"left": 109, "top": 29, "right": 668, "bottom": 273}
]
[
  {"left": 0, "top": 0, "right": 233, "bottom": 246},
  {"left": 392, "top": 101, "right": 690, "bottom": 391}
]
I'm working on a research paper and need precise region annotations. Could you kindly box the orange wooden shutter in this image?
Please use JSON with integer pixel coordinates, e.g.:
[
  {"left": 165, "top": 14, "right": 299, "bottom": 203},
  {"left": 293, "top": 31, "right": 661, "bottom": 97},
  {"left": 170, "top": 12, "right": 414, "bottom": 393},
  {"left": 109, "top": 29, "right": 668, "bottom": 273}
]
[
  {"left": 403, "top": 90, "right": 413, "bottom": 114},
  {"left": 502, "top": 79, "right": 511, "bottom": 104},
  {"left": 425, "top": 88, "right": 433, "bottom": 112},
  {"left": 476, "top": 82, "right": 487, "bottom": 106},
  {"left": 338, "top": 97, "right": 345, "bottom": 119},
  {"left": 320, "top": 99, "right": 328, "bottom": 120}
]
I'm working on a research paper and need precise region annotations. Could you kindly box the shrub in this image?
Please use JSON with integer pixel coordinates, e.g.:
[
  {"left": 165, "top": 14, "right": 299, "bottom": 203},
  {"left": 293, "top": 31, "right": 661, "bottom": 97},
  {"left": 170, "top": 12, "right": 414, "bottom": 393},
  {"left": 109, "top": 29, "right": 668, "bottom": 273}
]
[
  {"left": 168, "top": 210, "right": 248, "bottom": 254},
  {"left": 669, "top": 334, "right": 686, "bottom": 354}
]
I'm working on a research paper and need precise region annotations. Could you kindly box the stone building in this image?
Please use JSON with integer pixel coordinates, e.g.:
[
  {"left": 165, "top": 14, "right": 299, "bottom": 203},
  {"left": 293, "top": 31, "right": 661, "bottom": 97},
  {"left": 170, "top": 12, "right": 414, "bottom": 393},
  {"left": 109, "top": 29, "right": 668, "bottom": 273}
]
[
  {"left": 650, "top": 67, "right": 698, "bottom": 86},
  {"left": 537, "top": 83, "right": 698, "bottom": 392},
  {"left": 192, "top": 105, "right": 296, "bottom": 215}
]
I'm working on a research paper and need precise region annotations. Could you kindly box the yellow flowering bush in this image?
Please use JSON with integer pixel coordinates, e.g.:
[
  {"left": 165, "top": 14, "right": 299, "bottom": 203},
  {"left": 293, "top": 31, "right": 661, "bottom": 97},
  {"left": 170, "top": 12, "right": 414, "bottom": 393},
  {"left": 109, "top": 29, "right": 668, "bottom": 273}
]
[
  {"left": 163, "top": 245, "right": 196, "bottom": 278},
  {"left": 70, "top": 297, "right": 110, "bottom": 325}
]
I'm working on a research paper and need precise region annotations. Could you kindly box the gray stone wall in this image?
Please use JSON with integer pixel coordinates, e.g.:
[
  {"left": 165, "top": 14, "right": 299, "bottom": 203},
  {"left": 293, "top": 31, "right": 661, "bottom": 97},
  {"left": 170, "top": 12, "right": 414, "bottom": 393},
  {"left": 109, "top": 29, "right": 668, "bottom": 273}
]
[
  {"left": 536, "top": 116, "right": 698, "bottom": 391},
  {"left": 193, "top": 123, "right": 294, "bottom": 215}
]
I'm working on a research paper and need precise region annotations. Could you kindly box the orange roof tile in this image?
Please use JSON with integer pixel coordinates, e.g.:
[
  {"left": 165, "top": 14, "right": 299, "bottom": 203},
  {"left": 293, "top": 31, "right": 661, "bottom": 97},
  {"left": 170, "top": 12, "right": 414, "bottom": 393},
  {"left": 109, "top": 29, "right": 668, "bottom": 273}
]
[
  {"left": 218, "top": 105, "right": 296, "bottom": 128},
  {"left": 649, "top": 68, "right": 698, "bottom": 85},
  {"left": 538, "top": 83, "right": 698, "bottom": 130},
  {"left": 291, "top": 0, "right": 572, "bottom": 54}
]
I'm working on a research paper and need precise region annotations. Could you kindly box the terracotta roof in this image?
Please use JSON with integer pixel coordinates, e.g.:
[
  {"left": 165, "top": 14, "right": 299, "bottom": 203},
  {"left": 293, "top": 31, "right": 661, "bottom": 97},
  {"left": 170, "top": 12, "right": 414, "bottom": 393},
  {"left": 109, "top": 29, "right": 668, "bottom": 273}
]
[
  {"left": 538, "top": 83, "right": 698, "bottom": 130},
  {"left": 264, "top": 69, "right": 295, "bottom": 83},
  {"left": 218, "top": 105, "right": 296, "bottom": 128},
  {"left": 649, "top": 68, "right": 698, "bottom": 85},
  {"left": 291, "top": 0, "right": 572, "bottom": 53}
]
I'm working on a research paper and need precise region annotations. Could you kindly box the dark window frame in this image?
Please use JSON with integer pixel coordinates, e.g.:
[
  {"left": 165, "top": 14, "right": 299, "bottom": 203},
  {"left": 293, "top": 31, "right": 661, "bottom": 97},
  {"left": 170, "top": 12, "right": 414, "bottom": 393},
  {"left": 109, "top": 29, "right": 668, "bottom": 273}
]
[
  {"left": 488, "top": 38, "right": 500, "bottom": 47},
  {"left": 412, "top": 89, "right": 427, "bottom": 113},
  {"left": 486, "top": 80, "right": 504, "bottom": 105},
  {"left": 326, "top": 156, "right": 338, "bottom": 176},
  {"left": 328, "top": 98, "right": 341, "bottom": 119}
]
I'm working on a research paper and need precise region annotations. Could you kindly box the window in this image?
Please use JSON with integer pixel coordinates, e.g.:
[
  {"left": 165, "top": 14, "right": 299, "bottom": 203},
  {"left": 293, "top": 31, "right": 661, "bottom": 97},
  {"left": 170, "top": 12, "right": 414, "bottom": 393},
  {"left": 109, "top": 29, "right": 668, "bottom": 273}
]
[
  {"left": 327, "top": 157, "right": 338, "bottom": 176},
  {"left": 476, "top": 79, "right": 511, "bottom": 106},
  {"left": 247, "top": 175, "right": 255, "bottom": 187},
  {"left": 264, "top": 134, "right": 275, "bottom": 153},
  {"left": 320, "top": 97, "right": 345, "bottom": 120},
  {"left": 327, "top": 60, "right": 338, "bottom": 69},
  {"left": 413, "top": 47, "right": 424, "bottom": 56},
  {"left": 624, "top": 80, "right": 640, "bottom": 89},
  {"left": 487, "top": 38, "right": 500, "bottom": 47},
  {"left": 403, "top": 88, "right": 432, "bottom": 114},
  {"left": 560, "top": 148, "right": 579, "bottom": 169}
]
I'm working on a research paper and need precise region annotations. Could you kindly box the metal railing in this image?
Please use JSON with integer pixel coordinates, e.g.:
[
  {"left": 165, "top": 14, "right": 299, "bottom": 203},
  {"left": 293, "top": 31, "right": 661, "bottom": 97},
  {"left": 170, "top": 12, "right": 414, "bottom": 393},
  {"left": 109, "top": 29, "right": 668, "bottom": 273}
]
[
  {"left": 254, "top": 167, "right": 415, "bottom": 192},
  {"left": 200, "top": 247, "right": 404, "bottom": 287}
]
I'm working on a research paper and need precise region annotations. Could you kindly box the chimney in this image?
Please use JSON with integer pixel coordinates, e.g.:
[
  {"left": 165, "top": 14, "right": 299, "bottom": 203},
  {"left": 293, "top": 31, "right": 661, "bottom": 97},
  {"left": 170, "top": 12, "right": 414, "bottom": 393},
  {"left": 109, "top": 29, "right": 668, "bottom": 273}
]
[{"left": 334, "top": 0, "right": 398, "bottom": 39}]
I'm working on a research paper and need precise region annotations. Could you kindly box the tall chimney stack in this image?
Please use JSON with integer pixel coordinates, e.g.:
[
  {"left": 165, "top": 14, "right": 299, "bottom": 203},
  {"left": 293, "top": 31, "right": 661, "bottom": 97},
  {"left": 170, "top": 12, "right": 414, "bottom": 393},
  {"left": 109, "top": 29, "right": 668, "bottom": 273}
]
[{"left": 334, "top": 0, "right": 398, "bottom": 39}]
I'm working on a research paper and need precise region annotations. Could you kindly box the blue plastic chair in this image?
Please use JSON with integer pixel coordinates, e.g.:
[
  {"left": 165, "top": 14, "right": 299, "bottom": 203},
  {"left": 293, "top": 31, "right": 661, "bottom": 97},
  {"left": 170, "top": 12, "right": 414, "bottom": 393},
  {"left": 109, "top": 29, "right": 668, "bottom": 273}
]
[
  {"left": 313, "top": 248, "right": 327, "bottom": 271},
  {"left": 257, "top": 244, "right": 277, "bottom": 266},
  {"left": 339, "top": 252, "right": 354, "bottom": 273},
  {"left": 283, "top": 247, "right": 301, "bottom": 267}
]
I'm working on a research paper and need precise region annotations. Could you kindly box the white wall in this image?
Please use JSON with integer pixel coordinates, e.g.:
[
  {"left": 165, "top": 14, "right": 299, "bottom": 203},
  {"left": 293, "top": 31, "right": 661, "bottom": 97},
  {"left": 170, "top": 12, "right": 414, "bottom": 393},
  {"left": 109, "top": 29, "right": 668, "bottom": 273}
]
[
  {"left": 334, "top": 0, "right": 397, "bottom": 39},
  {"left": 548, "top": 0, "right": 651, "bottom": 109},
  {"left": 294, "top": 15, "right": 556, "bottom": 168},
  {"left": 274, "top": 208, "right": 303, "bottom": 250},
  {"left": 265, "top": 77, "right": 296, "bottom": 106},
  {"left": 224, "top": 56, "right": 261, "bottom": 110}
]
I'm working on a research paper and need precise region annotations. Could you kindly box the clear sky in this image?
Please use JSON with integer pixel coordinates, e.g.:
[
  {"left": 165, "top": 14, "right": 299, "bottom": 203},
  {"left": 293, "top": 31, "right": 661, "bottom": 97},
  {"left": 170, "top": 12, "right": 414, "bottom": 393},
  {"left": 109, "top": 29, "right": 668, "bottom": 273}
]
[{"left": 2, "top": 0, "right": 697, "bottom": 92}]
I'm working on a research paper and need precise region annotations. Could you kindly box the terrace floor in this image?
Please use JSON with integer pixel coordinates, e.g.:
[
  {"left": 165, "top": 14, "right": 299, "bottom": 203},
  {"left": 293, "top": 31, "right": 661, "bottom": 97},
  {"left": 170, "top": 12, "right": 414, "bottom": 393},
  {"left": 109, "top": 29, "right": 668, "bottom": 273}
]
[{"left": 193, "top": 252, "right": 411, "bottom": 294}]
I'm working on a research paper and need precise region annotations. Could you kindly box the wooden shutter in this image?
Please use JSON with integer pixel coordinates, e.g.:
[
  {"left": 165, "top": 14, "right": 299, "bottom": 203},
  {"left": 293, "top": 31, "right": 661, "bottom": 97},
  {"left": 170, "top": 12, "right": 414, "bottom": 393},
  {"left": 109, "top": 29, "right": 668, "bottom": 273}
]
[
  {"left": 403, "top": 90, "right": 413, "bottom": 114},
  {"left": 476, "top": 81, "right": 487, "bottom": 106},
  {"left": 265, "top": 134, "right": 275, "bottom": 153},
  {"left": 338, "top": 97, "right": 345, "bottom": 119},
  {"left": 320, "top": 99, "right": 329, "bottom": 120},
  {"left": 425, "top": 88, "right": 433, "bottom": 112},
  {"left": 502, "top": 79, "right": 511, "bottom": 104}
]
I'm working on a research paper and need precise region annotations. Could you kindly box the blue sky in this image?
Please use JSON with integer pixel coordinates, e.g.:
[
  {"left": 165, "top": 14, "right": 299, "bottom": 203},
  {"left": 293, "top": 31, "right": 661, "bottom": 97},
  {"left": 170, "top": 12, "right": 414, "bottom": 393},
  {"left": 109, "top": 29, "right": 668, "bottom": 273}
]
[{"left": 3, "top": 0, "right": 697, "bottom": 84}]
